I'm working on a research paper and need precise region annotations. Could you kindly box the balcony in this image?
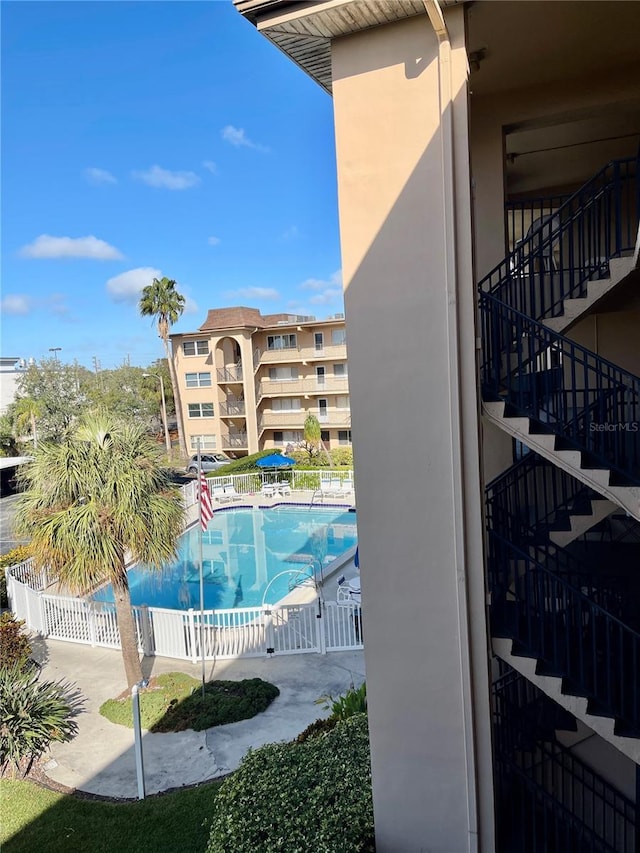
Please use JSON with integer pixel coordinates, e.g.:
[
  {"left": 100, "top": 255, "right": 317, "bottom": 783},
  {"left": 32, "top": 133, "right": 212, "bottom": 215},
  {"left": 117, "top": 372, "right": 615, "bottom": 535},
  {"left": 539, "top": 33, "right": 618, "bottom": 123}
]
[
  {"left": 254, "top": 342, "right": 347, "bottom": 367},
  {"left": 258, "top": 410, "right": 351, "bottom": 432},
  {"left": 256, "top": 376, "right": 349, "bottom": 401},
  {"left": 220, "top": 432, "right": 248, "bottom": 449},
  {"left": 219, "top": 401, "right": 246, "bottom": 417},
  {"left": 217, "top": 365, "right": 243, "bottom": 383}
]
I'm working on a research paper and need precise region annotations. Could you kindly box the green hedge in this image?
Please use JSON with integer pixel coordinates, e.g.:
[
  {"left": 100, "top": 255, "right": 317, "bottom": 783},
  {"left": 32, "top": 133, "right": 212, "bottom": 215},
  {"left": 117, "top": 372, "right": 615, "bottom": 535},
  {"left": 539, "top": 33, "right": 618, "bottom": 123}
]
[
  {"left": 207, "top": 714, "right": 374, "bottom": 853},
  {"left": 0, "top": 546, "right": 32, "bottom": 610}
]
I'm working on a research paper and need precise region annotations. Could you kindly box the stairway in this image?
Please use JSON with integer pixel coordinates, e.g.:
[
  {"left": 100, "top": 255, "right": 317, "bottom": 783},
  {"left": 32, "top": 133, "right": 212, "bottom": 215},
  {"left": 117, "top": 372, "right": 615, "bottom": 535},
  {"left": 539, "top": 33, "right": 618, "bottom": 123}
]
[
  {"left": 493, "top": 666, "right": 637, "bottom": 853},
  {"left": 482, "top": 156, "right": 640, "bottom": 765}
]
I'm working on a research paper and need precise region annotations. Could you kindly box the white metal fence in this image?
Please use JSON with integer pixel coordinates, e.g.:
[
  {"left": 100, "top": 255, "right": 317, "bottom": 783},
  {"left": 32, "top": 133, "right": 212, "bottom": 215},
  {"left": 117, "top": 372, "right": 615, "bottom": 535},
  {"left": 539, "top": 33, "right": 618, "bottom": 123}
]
[
  {"left": 6, "top": 560, "right": 363, "bottom": 661},
  {"left": 181, "top": 469, "right": 355, "bottom": 508}
]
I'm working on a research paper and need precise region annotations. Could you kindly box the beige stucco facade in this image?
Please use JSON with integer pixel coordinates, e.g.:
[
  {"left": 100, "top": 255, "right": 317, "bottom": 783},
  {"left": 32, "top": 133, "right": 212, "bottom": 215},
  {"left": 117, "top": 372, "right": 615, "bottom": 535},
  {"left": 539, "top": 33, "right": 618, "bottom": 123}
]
[
  {"left": 235, "top": 1, "right": 640, "bottom": 850},
  {"left": 171, "top": 308, "right": 350, "bottom": 456}
]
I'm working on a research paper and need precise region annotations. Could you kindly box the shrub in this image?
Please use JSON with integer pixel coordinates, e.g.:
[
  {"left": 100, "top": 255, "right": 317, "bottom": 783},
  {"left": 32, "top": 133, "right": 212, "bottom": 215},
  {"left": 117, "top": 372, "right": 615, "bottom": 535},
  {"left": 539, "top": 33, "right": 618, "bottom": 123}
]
[
  {"left": 295, "top": 715, "right": 338, "bottom": 743},
  {"left": 0, "top": 545, "right": 31, "bottom": 609},
  {"left": 151, "top": 677, "right": 279, "bottom": 733},
  {"left": 0, "top": 666, "right": 80, "bottom": 776},
  {"left": 0, "top": 613, "right": 32, "bottom": 671},
  {"left": 207, "top": 714, "right": 374, "bottom": 853},
  {"left": 317, "top": 681, "right": 367, "bottom": 721}
]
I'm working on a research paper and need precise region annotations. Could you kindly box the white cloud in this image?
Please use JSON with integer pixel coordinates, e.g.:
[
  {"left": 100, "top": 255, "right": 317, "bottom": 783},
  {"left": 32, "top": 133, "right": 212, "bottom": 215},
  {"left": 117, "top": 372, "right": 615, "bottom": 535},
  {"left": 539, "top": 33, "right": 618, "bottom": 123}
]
[
  {"left": 282, "top": 225, "right": 299, "bottom": 240},
  {"left": 132, "top": 165, "right": 200, "bottom": 190},
  {"left": 299, "top": 269, "right": 342, "bottom": 292},
  {"left": 299, "top": 269, "right": 343, "bottom": 306},
  {"left": 221, "top": 125, "right": 269, "bottom": 153},
  {"left": 84, "top": 167, "right": 117, "bottom": 185},
  {"left": 1, "top": 294, "right": 33, "bottom": 315},
  {"left": 207, "top": 236, "right": 221, "bottom": 246},
  {"left": 106, "top": 267, "right": 161, "bottom": 304},
  {"left": 19, "top": 234, "right": 124, "bottom": 260},
  {"left": 225, "top": 286, "right": 280, "bottom": 301},
  {"left": 202, "top": 160, "right": 218, "bottom": 174}
]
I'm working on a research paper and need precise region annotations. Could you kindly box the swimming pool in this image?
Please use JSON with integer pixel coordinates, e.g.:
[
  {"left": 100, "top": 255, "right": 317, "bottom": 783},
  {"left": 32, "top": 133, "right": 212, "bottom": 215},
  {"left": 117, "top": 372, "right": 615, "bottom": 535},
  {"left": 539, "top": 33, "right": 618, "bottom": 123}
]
[{"left": 92, "top": 505, "right": 357, "bottom": 610}]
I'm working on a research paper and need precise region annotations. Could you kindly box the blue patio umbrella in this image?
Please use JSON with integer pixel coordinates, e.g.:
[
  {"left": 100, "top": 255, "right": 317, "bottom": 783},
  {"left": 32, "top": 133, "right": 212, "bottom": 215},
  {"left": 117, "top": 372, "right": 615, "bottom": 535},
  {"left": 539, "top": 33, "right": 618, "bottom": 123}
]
[{"left": 256, "top": 453, "right": 296, "bottom": 469}]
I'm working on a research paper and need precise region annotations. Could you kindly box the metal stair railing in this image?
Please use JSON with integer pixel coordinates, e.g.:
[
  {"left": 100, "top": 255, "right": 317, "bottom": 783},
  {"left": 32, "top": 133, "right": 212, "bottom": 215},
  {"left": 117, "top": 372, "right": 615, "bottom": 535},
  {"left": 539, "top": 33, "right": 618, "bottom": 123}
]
[
  {"left": 493, "top": 667, "right": 637, "bottom": 853},
  {"left": 488, "top": 532, "right": 640, "bottom": 735},
  {"left": 482, "top": 156, "right": 638, "bottom": 322},
  {"left": 486, "top": 452, "right": 603, "bottom": 544},
  {"left": 481, "top": 291, "right": 640, "bottom": 483}
]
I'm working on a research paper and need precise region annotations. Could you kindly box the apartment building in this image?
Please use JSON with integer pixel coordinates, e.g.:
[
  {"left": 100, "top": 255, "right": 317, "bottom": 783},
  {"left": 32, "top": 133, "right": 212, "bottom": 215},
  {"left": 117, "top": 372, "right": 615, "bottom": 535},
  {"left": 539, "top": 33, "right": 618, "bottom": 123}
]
[
  {"left": 170, "top": 306, "right": 350, "bottom": 456},
  {"left": 235, "top": 2, "right": 640, "bottom": 851}
]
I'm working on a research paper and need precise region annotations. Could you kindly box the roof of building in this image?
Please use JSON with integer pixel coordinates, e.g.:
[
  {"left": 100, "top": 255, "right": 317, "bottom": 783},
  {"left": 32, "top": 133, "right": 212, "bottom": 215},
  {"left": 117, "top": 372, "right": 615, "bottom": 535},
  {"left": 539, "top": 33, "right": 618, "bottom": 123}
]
[
  {"left": 199, "top": 306, "right": 269, "bottom": 331},
  {"left": 192, "top": 306, "right": 345, "bottom": 335}
]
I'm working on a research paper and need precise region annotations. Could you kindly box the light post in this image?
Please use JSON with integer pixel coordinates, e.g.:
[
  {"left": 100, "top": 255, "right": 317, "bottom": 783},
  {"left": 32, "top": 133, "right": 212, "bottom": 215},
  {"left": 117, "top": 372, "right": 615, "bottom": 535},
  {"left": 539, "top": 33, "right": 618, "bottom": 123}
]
[
  {"left": 143, "top": 373, "right": 172, "bottom": 457},
  {"left": 48, "top": 347, "right": 62, "bottom": 361}
]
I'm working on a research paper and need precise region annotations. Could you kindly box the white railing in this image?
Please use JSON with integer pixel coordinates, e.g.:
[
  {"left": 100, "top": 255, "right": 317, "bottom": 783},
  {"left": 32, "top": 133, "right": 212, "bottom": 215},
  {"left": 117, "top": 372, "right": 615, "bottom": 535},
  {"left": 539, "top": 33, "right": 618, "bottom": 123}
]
[
  {"left": 7, "top": 565, "right": 363, "bottom": 660},
  {"left": 183, "top": 470, "right": 355, "bottom": 497}
]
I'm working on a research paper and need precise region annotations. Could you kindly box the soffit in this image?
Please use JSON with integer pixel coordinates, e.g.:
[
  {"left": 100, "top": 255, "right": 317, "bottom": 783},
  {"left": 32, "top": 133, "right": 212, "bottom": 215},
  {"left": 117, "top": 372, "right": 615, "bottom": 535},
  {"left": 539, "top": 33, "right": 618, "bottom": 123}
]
[{"left": 235, "top": 0, "right": 463, "bottom": 93}]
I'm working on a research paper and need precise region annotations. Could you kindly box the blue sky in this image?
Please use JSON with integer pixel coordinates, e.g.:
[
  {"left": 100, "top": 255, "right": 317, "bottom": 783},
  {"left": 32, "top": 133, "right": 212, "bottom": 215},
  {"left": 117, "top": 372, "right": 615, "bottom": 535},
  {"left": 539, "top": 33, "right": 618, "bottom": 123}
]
[{"left": 1, "top": 0, "right": 341, "bottom": 369}]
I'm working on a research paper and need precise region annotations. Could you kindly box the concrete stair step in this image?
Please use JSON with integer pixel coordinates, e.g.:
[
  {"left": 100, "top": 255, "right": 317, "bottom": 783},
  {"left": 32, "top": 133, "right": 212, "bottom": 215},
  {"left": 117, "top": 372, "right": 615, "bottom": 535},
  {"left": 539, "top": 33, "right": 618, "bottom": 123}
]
[{"left": 543, "top": 255, "right": 635, "bottom": 333}]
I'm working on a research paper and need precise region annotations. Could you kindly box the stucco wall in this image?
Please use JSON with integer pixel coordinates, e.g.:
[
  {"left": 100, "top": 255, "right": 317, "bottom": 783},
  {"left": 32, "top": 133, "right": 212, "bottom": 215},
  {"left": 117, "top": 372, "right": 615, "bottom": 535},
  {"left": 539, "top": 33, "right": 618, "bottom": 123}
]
[{"left": 332, "top": 10, "right": 492, "bottom": 851}]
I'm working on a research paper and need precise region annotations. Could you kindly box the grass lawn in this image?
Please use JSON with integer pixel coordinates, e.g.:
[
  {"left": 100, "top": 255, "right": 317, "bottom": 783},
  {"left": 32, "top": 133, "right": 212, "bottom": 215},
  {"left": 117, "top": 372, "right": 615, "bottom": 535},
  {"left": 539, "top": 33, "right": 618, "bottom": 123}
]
[
  {"left": 0, "top": 778, "right": 220, "bottom": 853},
  {"left": 99, "top": 672, "right": 279, "bottom": 732}
]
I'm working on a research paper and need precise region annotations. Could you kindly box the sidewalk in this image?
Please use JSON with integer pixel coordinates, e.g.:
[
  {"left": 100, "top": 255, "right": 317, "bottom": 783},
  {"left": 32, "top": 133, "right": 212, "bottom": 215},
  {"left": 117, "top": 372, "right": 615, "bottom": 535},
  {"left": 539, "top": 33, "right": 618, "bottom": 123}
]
[{"left": 39, "top": 639, "right": 365, "bottom": 799}]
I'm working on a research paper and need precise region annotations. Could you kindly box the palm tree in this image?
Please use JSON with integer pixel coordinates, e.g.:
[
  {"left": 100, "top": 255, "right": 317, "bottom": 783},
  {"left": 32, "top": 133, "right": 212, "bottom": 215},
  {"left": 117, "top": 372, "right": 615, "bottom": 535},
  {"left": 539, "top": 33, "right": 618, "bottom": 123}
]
[
  {"left": 139, "top": 277, "right": 187, "bottom": 457},
  {"left": 15, "top": 412, "right": 185, "bottom": 688},
  {"left": 13, "top": 397, "right": 43, "bottom": 449}
]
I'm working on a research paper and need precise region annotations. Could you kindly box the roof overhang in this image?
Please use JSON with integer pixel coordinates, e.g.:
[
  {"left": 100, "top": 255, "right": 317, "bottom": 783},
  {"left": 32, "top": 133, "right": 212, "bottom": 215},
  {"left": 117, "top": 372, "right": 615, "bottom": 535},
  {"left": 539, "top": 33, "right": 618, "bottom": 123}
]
[{"left": 234, "top": 0, "right": 463, "bottom": 94}]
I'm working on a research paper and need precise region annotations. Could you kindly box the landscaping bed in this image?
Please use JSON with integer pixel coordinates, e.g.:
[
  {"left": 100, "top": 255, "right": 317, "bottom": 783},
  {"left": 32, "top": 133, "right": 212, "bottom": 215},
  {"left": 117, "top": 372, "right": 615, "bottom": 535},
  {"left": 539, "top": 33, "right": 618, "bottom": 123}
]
[{"left": 99, "top": 672, "right": 280, "bottom": 732}]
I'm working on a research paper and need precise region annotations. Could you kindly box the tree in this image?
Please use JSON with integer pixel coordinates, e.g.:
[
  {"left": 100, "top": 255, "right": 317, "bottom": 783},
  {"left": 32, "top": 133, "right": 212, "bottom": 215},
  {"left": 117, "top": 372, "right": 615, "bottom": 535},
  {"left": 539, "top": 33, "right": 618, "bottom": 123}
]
[
  {"left": 303, "top": 414, "right": 333, "bottom": 466},
  {"left": 15, "top": 413, "right": 185, "bottom": 688},
  {"left": 13, "top": 397, "right": 43, "bottom": 449},
  {"left": 15, "top": 358, "right": 89, "bottom": 441},
  {"left": 139, "top": 277, "right": 187, "bottom": 457}
]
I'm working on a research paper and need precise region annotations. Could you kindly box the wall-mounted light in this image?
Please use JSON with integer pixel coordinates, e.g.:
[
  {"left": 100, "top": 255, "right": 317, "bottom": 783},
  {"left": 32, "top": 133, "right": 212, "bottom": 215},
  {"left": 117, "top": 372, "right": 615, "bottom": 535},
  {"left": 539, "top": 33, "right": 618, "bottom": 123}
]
[{"left": 468, "top": 48, "right": 487, "bottom": 73}]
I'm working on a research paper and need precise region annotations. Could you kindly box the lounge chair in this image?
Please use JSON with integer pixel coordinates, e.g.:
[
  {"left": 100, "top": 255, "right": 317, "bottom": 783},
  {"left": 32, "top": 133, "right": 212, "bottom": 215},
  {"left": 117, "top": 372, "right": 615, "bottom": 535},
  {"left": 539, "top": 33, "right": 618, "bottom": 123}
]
[
  {"left": 260, "top": 483, "right": 276, "bottom": 498},
  {"left": 337, "top": 479, "right": 354, "bottom": 497},
  {"left": 224, "top": 484, "right": 243, "bottom": 501},
  {"left": 277, "top": 482, "right": 292, "bottom": 496},
  {"left": 212, "top": 486, "right": 232, "bottom": 503},
  {"left": 320, "top": 479, "right": 338, "bottom": 497}
]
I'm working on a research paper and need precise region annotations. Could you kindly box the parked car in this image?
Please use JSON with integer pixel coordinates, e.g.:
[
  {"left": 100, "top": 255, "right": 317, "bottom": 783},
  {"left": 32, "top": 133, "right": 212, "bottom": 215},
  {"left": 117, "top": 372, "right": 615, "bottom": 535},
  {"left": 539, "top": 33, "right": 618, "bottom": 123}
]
[{"left": 186, "top": 454, "right": 229, "bottom": 474}]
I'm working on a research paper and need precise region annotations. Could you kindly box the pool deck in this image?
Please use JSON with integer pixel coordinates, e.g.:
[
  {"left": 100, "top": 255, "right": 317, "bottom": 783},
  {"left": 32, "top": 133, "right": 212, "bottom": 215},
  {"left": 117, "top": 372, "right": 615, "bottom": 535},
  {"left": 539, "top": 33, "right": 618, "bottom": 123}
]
[{"left": 37, "top": 640, "right": 365, "bottom": 799}]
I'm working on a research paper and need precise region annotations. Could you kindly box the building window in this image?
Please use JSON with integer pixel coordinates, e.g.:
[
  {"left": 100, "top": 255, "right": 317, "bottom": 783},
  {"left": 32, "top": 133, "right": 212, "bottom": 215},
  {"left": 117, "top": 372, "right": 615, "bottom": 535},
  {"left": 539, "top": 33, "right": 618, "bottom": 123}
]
[
  {"left": 185, "top": 372, "right": 212, "bottom": 388},
  {"left": 267, "top": 333, "right": 297, "bottom": 351},
  {"left": 336, "top": 395, "right": 350, "bottom": 409},
  {"left": 188, "top": 403, "right": 214, "bottom": 418},
  {"left": 190, "top": 434, "right": 217, "bottom": 450},
  {"left": 273, "top": 430, "right": 302, "bottom": 444},
  {"left": 338, "top": 430, "right": 352, "bottom": 445},
  {"left": 331, "top": 329, "right": 346, "bottom": 346},
  {"left": 183, "top": 340, "right": 209, "bottom": 356},
  {"left": 314, "top": 332, "right": 324, "bottom": 351},
  {"left": 273, "top": 398, "right": 301, "bottom": 411},
  {"left": 321, "top": 430, "right": 330, "bottom": 443},
  {"left": 268, "top": 366, "right": 299, "bottom": 381},
  {"left": 334, "top": 363, "right": 348, "bottom": 377}
]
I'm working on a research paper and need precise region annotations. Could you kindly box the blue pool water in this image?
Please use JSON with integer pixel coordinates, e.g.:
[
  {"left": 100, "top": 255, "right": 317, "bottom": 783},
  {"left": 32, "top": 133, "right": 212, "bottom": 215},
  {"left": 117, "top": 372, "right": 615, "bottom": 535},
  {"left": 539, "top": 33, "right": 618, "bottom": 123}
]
[{"left": 93, "top": 505, "right": 357, "bottom": 610}]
